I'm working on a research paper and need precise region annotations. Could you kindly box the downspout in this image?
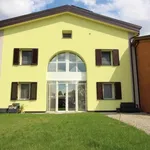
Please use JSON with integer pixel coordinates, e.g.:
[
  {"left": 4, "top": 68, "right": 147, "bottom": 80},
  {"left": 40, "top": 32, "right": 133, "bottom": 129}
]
[{"left": 129, "top": 33, "right": 140, "bottom": 108}]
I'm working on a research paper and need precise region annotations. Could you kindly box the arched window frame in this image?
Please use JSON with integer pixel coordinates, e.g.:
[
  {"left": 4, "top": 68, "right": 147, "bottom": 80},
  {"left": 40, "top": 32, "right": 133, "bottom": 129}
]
[{"left": 48, "top": 52, "right": 86, "bottom": 72}]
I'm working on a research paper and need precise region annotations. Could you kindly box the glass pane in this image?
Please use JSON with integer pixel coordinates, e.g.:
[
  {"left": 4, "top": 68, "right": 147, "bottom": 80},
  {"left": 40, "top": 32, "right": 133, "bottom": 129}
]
[
  {"left": 22, "top": 51, "right": 32, "bottom": 65},
  {"left": 102, "top": 52, "right": 111, "bottom": 65},
  {"left": 78, "top": 84, "right": 86, "bottom": 111},
  {"left": 63, "top": 33, "right": 72, "bottom": 38},
  {"left": 48, "top": 63, "right": 56, "bottom": 72},
  {"left": 58, "top": 84, "right": 66, "bottom": 111},
  {"left": 21, "top": 84, "right": 29, "bottom": 99},
  {"left": 69, "top": 53, "right": 76, "bottom": 62},
  {"left": 51, "top": 56, "right": 56, "bottom": 62},
  {"left": 77, "top": 63, "right": 86, "bottom": 72},
  {"left": 76, "top": 56, "right": 83, "bottom": 62},
  {"left": 104, "top": 84, "right": 112, "bottom": 99},
  {"left": 68, "top": 84, "right": 76, "bottom": 111},
  {"left": 69, "top": 63, "right": 76, "bottom": 72},
  {"left": 58, "top": 63, "right": 66, "bottom": 72},
  {"left": 50, "top": 83, "right": 56, "bottom": 111},
  {"left": 58, "top": 53, "right": 65, "bottom": 61}
]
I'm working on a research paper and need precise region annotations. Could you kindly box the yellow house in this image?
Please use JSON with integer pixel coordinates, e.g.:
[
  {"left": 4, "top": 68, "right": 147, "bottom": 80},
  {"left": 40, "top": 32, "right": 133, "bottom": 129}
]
[{"left": 0, "top": 5, "right": 141, "bottom": 113}]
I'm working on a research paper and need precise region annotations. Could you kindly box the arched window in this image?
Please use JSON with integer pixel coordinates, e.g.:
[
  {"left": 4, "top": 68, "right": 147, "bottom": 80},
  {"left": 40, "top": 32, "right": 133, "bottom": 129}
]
[{"left": 48, "top": 52, "right": 86, "bottom": 72}]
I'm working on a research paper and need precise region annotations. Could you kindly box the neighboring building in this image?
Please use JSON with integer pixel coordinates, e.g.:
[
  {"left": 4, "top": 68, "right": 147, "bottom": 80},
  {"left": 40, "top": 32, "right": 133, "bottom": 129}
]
[
  {"left": 131, "top": 35, "right": 150, "bottom": 113},
  {"left": 0, "top": 5, "right": 141, "bottom": 112}
]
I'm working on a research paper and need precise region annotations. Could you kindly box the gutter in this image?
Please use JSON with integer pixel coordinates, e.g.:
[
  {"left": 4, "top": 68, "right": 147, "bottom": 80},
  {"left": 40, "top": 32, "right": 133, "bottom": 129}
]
[{"left": 129, "top": 34, "right": 140, "bottom": 108}]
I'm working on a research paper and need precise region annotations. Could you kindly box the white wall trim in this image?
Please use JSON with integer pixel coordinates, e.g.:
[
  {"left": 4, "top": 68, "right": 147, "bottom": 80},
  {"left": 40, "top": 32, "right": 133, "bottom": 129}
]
[{"left": 47, "top": 72, "right": 86, "bottom": 81}]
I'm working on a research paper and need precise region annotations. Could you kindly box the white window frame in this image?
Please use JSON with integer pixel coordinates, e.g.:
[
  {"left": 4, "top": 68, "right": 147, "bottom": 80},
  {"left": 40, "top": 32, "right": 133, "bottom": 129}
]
[
  {"left": 101, "top": 51, "right": 113, "bottom": 66},
  {"left": 18, "top": 83, "right": 31, "bottom": 100},
  {"left": 48, "top": 52, "right": 86, "bottom": 73},
  {"left": 102, "top": 83, "right": 115, "bottom": 99}
]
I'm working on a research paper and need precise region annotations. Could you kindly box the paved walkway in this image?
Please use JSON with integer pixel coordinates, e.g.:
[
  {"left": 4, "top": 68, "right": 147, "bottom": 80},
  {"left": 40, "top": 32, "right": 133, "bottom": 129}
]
[{"left": 104, "top": 113, "right": 150, "bottom": 134}]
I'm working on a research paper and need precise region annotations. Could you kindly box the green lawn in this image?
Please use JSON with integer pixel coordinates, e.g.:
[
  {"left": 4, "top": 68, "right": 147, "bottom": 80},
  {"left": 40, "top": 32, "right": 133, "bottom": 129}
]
[{"left": 0, "top": 113, "right": 150, "bottom": 150}]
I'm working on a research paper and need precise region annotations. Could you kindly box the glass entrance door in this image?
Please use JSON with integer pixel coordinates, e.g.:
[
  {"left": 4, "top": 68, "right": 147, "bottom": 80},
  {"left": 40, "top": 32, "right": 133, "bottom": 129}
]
[
  {"left": 48, "top": 81, "right": 86, "bottom": 112},
  {"left": 68, "top": 84, "right": 76, "bottom": 111},
  {"left": 58, "top": 83, "right": 66, "bottom": 111}
]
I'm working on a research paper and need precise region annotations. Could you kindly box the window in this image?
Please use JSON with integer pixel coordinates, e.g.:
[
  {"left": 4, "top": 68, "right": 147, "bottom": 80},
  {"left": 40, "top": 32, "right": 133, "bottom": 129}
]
[
  {"left": 96, "top": 82, "right": 122, "bottom": 100},
  {"left": 103, "top": 84, "right": 114, "bottom": 99},
  {"left": 95, "top": 49, "right": 120, "bottom": 66},
  {"left": 58, "top": 53, "right": 66, "bottom": 72},
  {"left": 20, "top": 83, "right": 30, "bottom": 99},
  {"left": 13, "top": 48, "right": 38, "bottom": 65},
  {"left": 11, "top": 82, "right": 37, "bottom": 100},
  {"left": 62, "top": 30, "right": 72, "bottom": 38},
  {"left": 58, "top": 63, "right": 66, "bottom": 72},
  {"left": 48, "top": 52, "right": 86, "bottom": 72},
  {"left": 48, "top": 81, "right": 86, "bottom": 112},
  {"left": 22, "top": 51, "right": 32, "bottom": 65},
  {"left": 69, "top": 53, "right": 86, "bottom": 72},
  {"left": 102, "top": 52, "right": 111, "bottom": 65}
]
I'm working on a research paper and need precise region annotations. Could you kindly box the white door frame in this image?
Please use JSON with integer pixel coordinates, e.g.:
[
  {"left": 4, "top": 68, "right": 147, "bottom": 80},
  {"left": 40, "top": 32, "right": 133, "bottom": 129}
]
[
  {"left": 47, "top": 52, "right": 87, "bottom": 112},
  {"left": 47, "top": 81, "right": 86, "bottom": 112}
]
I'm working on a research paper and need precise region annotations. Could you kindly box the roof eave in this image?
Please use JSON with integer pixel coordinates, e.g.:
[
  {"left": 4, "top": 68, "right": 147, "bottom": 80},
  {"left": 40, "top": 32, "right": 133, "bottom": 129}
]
[{"left": 0, "top": 5, "right": 141, "bottom": 33}]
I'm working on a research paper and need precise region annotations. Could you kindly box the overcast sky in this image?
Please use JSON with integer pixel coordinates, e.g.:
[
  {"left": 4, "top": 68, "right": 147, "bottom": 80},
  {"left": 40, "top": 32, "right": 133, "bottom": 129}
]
[{"left": 0, "top": 0, "right": 150, "bottom": 35}]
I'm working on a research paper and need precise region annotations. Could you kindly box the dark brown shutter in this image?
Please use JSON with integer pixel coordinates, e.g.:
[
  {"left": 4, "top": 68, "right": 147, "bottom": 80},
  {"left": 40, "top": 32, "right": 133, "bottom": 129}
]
[
  {"left": 112, "top": 49, "right": 120, "bottom": 66},
  {"left": 30, "top": 82, "right": 37, "bottom": 100},
  {"left": 95, "top": 49, "right": 102, "bottom": 66},
  {"left": 13, "top": 48, "right": 20, "bottom": 65},
  {"left": 115, "top": 82, "right": 122, "bottom": 99},
  {"left": 11, "top": 82, "right": 18, "bottom": 100},
  {"left": 96, "top": 82, "right": 103, "bottom": 100},
  {"left": 32, "top": 49, "right": 38, "bottom": 65}
]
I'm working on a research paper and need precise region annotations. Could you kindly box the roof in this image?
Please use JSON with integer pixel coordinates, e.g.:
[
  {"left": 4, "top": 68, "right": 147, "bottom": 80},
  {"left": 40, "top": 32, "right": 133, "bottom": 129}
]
[
  {"left": 0, "top": 5, "right": 142, "bottom": 32},
  {"left": 134, "top": 35, "right": 150, "bottom": 41}
]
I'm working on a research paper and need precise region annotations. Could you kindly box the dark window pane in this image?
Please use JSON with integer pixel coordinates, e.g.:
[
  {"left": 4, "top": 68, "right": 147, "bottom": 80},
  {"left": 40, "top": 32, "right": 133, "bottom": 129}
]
[
  {"left": 58, "top": 53, "right": 65, "bottom": 61},
  {"left": 103, "top": 84, "right": 113, "bottom": 99},
  {"left": 22, "top": 51, "right": 32, "bottom": 65},
  {"left": 102, "top": 52, "right": 111, "bottom": 65},
  {"left": 69, "top": 63, "right": 76, "bottom": 72},
  {"left": 77, "top": 63, "right": 86, "bottom": 72},
  {"left": 58, "top": 84, "right": 66, "bottom": 111},
  {"left": 68, "top": 84, "right": 76, "bottom": 111},
  {"left": 51, "top": 56, "right": 56, "bottom": 62},
  {"left": 63, "top": 33, "right": 72, "bottom": 38},
  {"left": 48, "top": 63, "right": 56, "bottom": 72},
  {"left": 78, "top": 84, "right": 86, "bottom": 111},
  {"left": 76, "top": 56, "right": 83, "bottom": 62},
  {"left": 21, "top": 84, "right": 30, "bottom": 99},
  {"left": 58, "top": 63, "right": 66, "bottom": 72},
  {"left": 50, "top": 83, "right": 56, "bottom": 111},
  {"left": 69, "top": 54, "right": 76, "bottom": 62}
]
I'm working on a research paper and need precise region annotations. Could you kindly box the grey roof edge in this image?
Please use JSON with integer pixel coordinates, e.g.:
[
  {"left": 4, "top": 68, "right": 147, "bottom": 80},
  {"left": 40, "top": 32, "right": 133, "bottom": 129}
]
[
  {"left": 0, "top": 5, "right": 142, "bottom": 32},
  {"left": 134, "top": 35, "right": 150, "bottom": 41}
]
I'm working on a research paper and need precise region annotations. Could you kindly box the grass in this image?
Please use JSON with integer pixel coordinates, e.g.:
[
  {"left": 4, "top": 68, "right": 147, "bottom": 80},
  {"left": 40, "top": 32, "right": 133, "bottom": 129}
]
[{"left": 0, "top": 113, "right": 150, "bottom": 150}]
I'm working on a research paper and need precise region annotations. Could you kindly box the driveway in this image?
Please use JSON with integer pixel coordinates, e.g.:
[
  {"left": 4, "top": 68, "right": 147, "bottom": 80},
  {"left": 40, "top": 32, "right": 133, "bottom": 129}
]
[{"left": 104, "top": 113, "right": 150, "bottom": 134}]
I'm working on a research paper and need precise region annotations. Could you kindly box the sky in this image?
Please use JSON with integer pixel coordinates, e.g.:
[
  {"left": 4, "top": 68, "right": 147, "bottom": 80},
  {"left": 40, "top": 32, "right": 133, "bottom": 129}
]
[{"left": 0, "top": 0, "right": 150, "bottom": 35}]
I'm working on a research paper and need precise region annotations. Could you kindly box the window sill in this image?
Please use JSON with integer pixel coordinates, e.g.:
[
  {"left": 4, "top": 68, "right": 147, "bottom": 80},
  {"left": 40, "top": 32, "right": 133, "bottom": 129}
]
[
  {"left": 18, "top": 99, "right": 30, "bottom": 101},
  {"left": 97, "top": 99, "right": 122, "bottom": 101},
  {"left": 62, "top": 38, "right": 72, "bottom": 39},
  {"left": 101, "top": 64, "right": 112, "bottom": 66},
  {"left": 97, "top": 65, "right": 112, "bottom": 67},
  {"left": 96, "top": 65, "right": 120, "bottom": 67},
  {"left": 13, "top": 64, "right": 37, "bottom": 66},
  {"left": 11, "top": 99, "right": 36, "bottom": 101}
]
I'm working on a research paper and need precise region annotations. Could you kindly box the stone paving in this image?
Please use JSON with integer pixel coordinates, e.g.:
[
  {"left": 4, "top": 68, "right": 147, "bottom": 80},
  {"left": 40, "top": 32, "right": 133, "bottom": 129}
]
[{"left": 104, "top": 113, "right": 150, "bottom": 134}]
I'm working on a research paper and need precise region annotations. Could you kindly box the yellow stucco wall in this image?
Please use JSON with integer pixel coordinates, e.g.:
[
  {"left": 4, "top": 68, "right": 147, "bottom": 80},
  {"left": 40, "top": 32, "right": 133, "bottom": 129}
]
[{"left": 0, "top": 13, "right": 134, "bottom": 111}]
